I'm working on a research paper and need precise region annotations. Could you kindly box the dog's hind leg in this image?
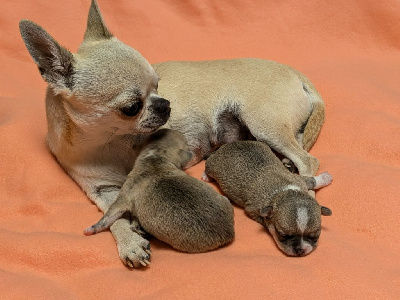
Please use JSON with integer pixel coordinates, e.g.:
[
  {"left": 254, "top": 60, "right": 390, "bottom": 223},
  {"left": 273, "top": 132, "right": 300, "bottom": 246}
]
[
  {"left": 302, "top": 172, "right": 333, "bottom": 190},
  {"left": 281, "top": 126, "right": 307, "bottom": 173},
  {"left": 84, "top": 198, "right": 129, "bottom": 235},
  {"left": 295, "top": 72, "right": 326, "bottom": 152},
  {"left": 86, "top": 185, "right": 151, "bottom": 268},
  {"left": 246, "top": 123, "right": 319, "bottom": 176}
]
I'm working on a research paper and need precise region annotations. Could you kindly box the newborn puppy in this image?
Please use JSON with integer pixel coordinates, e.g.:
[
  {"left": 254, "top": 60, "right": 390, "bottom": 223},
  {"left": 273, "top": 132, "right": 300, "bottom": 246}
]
[
  {"left": 85, "top": 129, "right": 234, "bottom": 264},
  {"left": 204, "top": 141, "right": 332, "bottom": 257}
]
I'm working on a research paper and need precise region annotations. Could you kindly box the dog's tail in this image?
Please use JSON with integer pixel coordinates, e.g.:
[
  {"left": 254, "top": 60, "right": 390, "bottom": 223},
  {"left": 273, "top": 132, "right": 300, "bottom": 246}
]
[
  {"left": 297, "top": 72, "right": 326, "bottom": 151},
  {"left": 84, "top": 199, "right": 130, "bottom": 236}
]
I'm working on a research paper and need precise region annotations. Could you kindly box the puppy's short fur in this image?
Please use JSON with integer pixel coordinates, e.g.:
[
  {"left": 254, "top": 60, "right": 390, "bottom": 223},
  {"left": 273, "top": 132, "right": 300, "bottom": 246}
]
[
  {"left": 84, "top": 129, "right": 234, "bottom": 266},
  {"left": 205, "top": 141, "right": 332, "bottom": 257},
  {"left": 19, "top": 0, "right": 325, "bottom": 266}
]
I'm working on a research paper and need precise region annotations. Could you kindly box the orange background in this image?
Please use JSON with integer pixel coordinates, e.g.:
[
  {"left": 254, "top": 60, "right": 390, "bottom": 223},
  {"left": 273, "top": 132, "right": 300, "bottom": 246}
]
[{"left": 0, "top": 0, "right": 399, "bottom": 299}]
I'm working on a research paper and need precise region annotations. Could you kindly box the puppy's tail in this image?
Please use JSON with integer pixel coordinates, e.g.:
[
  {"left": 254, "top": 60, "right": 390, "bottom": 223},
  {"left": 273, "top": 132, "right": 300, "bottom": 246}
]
[
  {"left": 84, "top": 199, "right": 130, "bottom": 236},
  {"left": 297, "top": 72, "right": 326, "bottom": 151}
]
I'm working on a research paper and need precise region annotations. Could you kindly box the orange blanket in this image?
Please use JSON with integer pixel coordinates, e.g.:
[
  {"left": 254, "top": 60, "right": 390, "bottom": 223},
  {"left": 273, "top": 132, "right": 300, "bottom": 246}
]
[{"left": 1, "top": 0, "right": 399, "bottom": 298}]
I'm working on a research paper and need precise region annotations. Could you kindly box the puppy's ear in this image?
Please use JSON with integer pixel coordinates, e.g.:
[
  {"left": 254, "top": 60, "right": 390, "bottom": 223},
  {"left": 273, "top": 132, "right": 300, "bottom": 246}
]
[
  {"left": 19, "top": 20, "right": 74, "bottom": 94},
  {"left": 178, "top": 149, "right": 193, "bottom": 168},
  {"left": 84, "top": 0, "right": 113, "bottom": 41},
  {"left": 260, "top": 206, "right": 273, "bottom": 219},
  {"left": 321, "top": 206, "right": 332, "bottom": 216}
]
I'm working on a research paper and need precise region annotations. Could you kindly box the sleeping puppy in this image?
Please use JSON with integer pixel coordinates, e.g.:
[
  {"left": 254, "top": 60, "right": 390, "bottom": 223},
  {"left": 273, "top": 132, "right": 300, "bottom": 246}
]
[
  {"left": 19, "top": 0, "right": 325, "bottom": 267},
  {"left": 84, "top": 129, "right": 234, "bottom": 266},
  {"left": 204, "top": 141, "right": 332, "bottom": 257}
]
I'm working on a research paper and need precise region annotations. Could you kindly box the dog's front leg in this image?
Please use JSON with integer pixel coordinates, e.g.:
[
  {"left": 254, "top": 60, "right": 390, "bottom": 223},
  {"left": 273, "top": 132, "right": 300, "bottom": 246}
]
[
  {"left": 110, "top": 218, "right": 151, "bottom": 268},
  {"left": 88, "top": 185, "right": 151, "bottom": 268}
]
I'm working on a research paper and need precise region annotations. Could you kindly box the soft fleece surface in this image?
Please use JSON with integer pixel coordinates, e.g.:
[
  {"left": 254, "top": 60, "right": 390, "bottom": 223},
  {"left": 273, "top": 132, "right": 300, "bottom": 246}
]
[{"left": 1, "top": 0, "right": 399, "bottom": 299}]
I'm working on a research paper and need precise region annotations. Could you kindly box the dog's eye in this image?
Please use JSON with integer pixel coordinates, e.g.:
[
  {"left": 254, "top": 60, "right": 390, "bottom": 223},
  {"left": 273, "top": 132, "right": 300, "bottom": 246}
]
[
  {"left": 276, "top": 230, "right": 295, "bottom": 242},
  {"left": 305, "top": 235, "right": 319, "bottom": 244},
  {"left": 282, "top": 234, "right": 295, "bottom": 240},
  {"left": 307, "top": 237, "right": 318, "bottom": 243},
  {"left": 121, "top": 102, "right": 142, "bottom": 117}
]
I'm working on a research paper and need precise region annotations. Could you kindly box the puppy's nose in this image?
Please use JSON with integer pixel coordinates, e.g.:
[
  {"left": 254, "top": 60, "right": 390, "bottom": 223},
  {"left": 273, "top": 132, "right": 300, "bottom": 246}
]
[
  {"left": 294, "top": 246, "right": 305, "bottom": 256},
  {"left": 154, "top": 98, "right": 170, "bottom": 114}
]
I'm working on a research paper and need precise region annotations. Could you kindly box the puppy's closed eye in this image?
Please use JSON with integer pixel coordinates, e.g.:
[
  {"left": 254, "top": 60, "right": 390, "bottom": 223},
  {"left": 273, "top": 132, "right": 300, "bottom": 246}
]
[
  {"left": 276, "top": 230, "right": 295, "bottom": 242},
  {"left": 304, "top": 234, "right": 319, "bottom": 244},
  {"left": 121, "top": 101, "right": 142, "bottom": 117},
  {"left": 281, "top": 234, "right": 295, "bottom": 242}
]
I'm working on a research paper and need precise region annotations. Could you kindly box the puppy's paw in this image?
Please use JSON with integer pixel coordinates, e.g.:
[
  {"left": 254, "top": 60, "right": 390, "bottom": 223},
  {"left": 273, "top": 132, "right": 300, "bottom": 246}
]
[
  {"left": 201, "top": 171, "right": 213, "bottom": 182},
  {"left": 83, "top": 226, "right": 96, "bottom": 236},
  {"left": 117, "top": 234, "right": 152, "bottom": 268},
  {"left": 282, "top": 158, "right": 298, "bottom": 173},
  {"left": 314, "top": 172, "right": 333, "bottom": 189}
]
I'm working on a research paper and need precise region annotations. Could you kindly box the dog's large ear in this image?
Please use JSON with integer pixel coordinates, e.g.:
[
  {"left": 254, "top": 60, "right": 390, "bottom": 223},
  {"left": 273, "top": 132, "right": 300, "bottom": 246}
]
[
  {"left": 178, "top": 149, "right": 193, "bottom": 169},
  {"left": 260, "top": 206, "right": 273, "bottom": 219},
  {"left": 19, "top": 20, "right": 74, "bottom": 94},
  {"left": 84, "top": 0, "right": 113, "bottom": 41},
  {"left": 321, "top": 206, "right": 332, "bottom": 216}
]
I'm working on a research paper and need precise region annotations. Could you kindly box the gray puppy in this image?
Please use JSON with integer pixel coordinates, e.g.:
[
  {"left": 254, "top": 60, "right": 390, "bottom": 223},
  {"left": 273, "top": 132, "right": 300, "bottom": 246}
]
[
  {"left": 204, "top": 141, "right": 332, "bottom": 257},
  {"left": 84, "top": 129, "right": 234, "bottom": 266}
]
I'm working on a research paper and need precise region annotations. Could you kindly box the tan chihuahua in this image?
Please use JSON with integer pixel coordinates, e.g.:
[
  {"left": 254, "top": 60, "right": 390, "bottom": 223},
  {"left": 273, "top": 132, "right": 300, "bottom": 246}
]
[{"left": 19, "top": 0, "right": 325, "bottom": 267}]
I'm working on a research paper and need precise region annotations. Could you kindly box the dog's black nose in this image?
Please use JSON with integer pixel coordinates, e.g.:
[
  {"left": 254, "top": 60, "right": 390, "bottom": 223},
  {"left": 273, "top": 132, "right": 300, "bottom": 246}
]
[
  {"left": 154, "top": 98, "right": 171, "bottom": 114},
  {"left": 294, "top": 246, "right": 305, "bottom": 256}
]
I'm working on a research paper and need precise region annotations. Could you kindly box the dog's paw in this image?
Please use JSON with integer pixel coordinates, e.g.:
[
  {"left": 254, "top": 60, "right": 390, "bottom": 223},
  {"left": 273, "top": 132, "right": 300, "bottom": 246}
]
[
  {"left": 201, "top": 171, "right": 213, "bottom": 182},
  {"left": 314, "top": 172, "right": 333, "bottom": 189},
  {"left": 282, "top": 158, "right": 298, "bottom": 173},
  {"left": 117, "top": 234, "right": 152, "bottom": 268}
]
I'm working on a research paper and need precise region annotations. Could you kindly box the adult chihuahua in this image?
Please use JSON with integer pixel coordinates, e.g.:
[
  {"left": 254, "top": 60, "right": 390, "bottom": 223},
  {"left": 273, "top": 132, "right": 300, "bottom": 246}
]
[{"left": 19, "top": 0, "right": 325, "bottom": 267}]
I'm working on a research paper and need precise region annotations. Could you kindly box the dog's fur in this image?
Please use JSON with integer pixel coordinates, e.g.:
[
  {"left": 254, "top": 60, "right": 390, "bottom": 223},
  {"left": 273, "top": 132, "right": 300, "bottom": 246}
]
[
  {"left": 84, "top": 129, "right": 234, "bottom": 266},
  {"left": 19, "top": 0, "right": 326, "bottom": 266},
  {"left": 204, "top": 141, "right": 332, "bottom": 256}
]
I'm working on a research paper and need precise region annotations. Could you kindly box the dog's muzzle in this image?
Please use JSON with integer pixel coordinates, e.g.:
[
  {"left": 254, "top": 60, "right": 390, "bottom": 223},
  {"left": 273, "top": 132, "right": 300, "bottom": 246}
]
[{"left": 142, "top": 97, "right": 171, "bottom": 130}]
